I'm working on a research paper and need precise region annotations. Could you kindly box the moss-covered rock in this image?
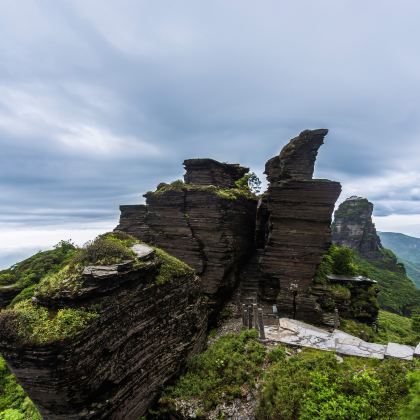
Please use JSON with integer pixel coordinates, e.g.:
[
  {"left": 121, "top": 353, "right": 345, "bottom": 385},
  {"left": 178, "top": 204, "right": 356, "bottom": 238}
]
[{"left": 147, "top": 179, "right": 257, "bottom": 201}]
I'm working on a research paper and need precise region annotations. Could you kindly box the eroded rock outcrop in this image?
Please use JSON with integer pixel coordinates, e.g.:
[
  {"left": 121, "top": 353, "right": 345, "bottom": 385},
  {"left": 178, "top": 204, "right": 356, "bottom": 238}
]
[
  {"left": 258, "top": 129, "right": 342, "bottom": 324},
  {"left": 116, "top": 161, "right": 257, "bottom": 310},
  {"left": 332, "top": 196, "right": 383, "bottom": 260},
  {"left": 0, "top": 236, "right": 207, "bottom": 419},
  {"left": 183, "top": 158, "right": 248, "bottom": 188}
]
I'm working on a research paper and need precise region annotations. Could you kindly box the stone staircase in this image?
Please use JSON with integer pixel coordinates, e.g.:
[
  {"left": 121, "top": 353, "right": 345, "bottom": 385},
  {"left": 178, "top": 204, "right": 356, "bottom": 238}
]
[{"left": 239, "top": 250, "right": 263, "bottom": 304}]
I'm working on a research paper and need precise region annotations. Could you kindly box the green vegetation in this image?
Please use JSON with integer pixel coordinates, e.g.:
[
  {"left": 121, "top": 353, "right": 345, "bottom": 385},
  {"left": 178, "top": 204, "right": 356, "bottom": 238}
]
[
  {"left": 314, "top": 245, "right": 361, "bottom": 284},
  {"left": 0, "top": 299, "right": 99, "bottom": 344},
  {"left": 401, "top": 259, "right": 420, "bottom": 289},
  {"left": 354, "top": 254, "right": 420, "bottom": 315},
  {"left": 36, "top": 232, "right": 139, "bottom": 299},
  {"left": 74, "top": 231, "right": 137, "bottom": 266},
  {"left": 399, "top": 370, "right": 420, "bottom": 420},
  {"left": 0, "top": 232, "right": 192, "bottom": 345},
  {"left": 148, "top": 179, "right": 257, "bottom": 200},
  {"left": 257, "top": 348, "right": 417, "bottom": 420},
  {"left": 154, "top": 248, "right": 194, "bottom": 285},
  {"left": 315, "top": 244, "right": 420, "bottom": 316},
  {"left": 235, "top": 172, "right": 262, "bottom": 194},
  {"left": 341, "top": 310, "right": 420, "bottom": 346},
  {"left": 159, "top": 330, "right": 266, "bottom": 412},
  {"left": 0, "top": 241, "right": 77, "bottom": 304},
  {"left": 0, "top": 357, "right": 41, "bottom": 420},
  {"left": 314, "top": 245, "right": 379, "bottom": 321},
  {"left": 333, "top": 197, "right": 372, "bottom": 219},
  {"left": 379, "top": 232, "right": 420, "bottom": 288},
  {"left": 154, "top": 331, "right": 419, "bottom": 419}
]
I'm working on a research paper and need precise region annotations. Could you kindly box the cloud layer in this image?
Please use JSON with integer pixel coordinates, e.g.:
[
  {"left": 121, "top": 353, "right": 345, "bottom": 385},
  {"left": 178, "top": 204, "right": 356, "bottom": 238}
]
[{"left": 1, "top": 0, "right": 420, "bottom": 267}]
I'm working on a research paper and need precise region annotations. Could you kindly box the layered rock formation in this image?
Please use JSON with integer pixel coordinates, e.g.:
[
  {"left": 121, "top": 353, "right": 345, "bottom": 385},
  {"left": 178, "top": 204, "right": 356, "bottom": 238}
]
[
  {"left": 183, "top": 158, "right": 248, "bottom": 188},
  {"left": 116, "top": 161, "right": 257, "bottom": 309},
  {"left": 258, "top": 129, "right": 342, "bottom": 324},
  {"left": 332, "top": 196, "right": 383, "bottom": 260},
  {"left": 0, "top": 241, "right": 207, "bottom": 419}
]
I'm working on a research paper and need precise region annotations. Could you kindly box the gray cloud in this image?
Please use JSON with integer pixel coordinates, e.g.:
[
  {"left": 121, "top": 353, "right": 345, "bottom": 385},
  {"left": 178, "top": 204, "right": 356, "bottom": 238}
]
[{"left": 1, "top": 0, "right": 420, "bottom": 267}]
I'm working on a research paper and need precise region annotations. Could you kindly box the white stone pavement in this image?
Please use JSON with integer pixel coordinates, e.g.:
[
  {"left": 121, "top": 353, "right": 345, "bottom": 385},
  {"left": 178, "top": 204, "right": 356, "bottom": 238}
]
[{"left": 265, "top": 318, "right": 420, "bottom": 361}]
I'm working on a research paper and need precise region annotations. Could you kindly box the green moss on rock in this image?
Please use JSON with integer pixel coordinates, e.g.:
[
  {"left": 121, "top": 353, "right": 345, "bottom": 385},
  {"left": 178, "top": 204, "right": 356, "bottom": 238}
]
[
  {"left": 147, "top": 179, "right": 257, "bottom": 201},
  {"left": 0, "top": 299, "right": 99, "bottom": 344},
  {"left": 154, "top": 248, "right": 194, "bottom": 285}
]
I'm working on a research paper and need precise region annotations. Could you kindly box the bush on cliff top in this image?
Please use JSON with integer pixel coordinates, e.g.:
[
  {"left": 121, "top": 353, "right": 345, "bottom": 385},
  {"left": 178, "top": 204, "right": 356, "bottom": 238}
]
[
  {"left": 149, "top": 179, "right": 257, "bottom": 200},
  {"left": 35, "top": 232, "right": 140, "bottom": 299}
]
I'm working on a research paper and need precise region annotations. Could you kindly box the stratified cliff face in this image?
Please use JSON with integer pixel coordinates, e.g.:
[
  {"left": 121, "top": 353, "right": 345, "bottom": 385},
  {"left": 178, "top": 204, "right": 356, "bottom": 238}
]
[
  {"left": 183, "top": 158, "right": 248, "bottom": 188},
  {"left": 0, "top": 240, "right": 207, "bottom": 419},
  {"left": 116, "top": 161, "right": 257, "bottom": 309},
  {"left": 332, "top": 196, "right": 383, "bottom": 260},
  {"left": 259, "top": 129, "right": 342, "bottom": 323}
]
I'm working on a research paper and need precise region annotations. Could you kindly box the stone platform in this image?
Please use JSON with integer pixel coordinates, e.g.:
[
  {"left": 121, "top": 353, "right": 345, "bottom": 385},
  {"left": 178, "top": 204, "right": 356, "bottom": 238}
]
[{"left": 265, "top": 318, "right": 419, "bottom": 360}]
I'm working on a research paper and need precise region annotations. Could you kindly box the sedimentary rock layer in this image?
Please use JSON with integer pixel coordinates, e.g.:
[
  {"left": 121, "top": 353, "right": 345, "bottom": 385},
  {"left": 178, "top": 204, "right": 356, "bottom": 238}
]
[
  {"left": 258, "top": 129, "right": 342, "bottom": 324},
  {"left": 0, "top": 256, "right": 207, "bottom": 419},
  {"left": 332, "top": 196, "right": 383, "bottom": 260},
  {"left": 183, "top": 158, "right": 248, "bottom": 188},
  {"left": 116, "top": 171, "right": 257, "bottom": 308},
  {"left": 265, "top": 128, "right": 328, "bottom": 183}
]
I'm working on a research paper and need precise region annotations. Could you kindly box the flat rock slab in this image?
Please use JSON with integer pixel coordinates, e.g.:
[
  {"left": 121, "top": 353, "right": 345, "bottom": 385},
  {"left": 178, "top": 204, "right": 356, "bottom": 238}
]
[
  {"left": 266, "top": 318, "right": 411, "bottom": 361},
  {"left": 335, "top": 338, "right": 385, "bottom": 359},
  {"left": 83, "top": 261, "right": 133, "bottom": 278},
  {"left": 385, "top": 343, "right": 414, "bottom": 361},
  {"left": 131, "top": 244, "right": 154, "bottom": 259}
]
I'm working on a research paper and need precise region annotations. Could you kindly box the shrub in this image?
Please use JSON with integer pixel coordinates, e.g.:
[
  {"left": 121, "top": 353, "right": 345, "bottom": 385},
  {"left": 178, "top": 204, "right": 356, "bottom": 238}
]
[
  {"left": 161, "top": 330, "right": 265, "bottom": 411},
  {"left": 73, "top": 235, "right": 136, "bottom": 266},
  {"left": 399, "top": 370, "right": 420, "bottom": 420},
  {"left": 256, "top": 350, "right": 414, "bottom": 420}
]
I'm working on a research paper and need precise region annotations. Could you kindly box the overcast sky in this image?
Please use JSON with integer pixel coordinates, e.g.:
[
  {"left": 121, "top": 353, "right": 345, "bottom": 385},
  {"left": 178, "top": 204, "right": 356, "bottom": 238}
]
[{"left": 1, "top": 0, "right": 420, "bottom": 268}]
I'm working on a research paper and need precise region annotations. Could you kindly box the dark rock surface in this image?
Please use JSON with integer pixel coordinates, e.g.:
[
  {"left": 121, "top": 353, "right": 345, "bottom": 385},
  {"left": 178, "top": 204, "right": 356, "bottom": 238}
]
[
  {"left": 0, "top": 258, "right": 207, "bottom": 420},
  {"left": 332, "top": 196, "right": 384, "bottom": 260},
  {"left": 258, "top": 129, "right": 342, "bottom": 324},
  {"left": 116, "top": 163, "right": 257, "bottom": 310},
  {"left": 265, "top": 128, "right": 328, "bottom": 182},
  {"left": 0, "top": 284, "right": 22, "bottom": 308},
  {"left": 183, "top": 158, "right": 248, "bottom": 188}
]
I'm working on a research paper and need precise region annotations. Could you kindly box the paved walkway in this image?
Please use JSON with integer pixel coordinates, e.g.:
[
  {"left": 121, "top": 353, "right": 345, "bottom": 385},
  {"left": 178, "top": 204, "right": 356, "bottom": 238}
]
[{"left": 265, "top": 318, "right": 420, "bottom": 361}]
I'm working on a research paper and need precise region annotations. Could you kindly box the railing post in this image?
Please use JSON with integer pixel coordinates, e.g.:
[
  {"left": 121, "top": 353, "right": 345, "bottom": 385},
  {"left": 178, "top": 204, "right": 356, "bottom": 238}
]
[
  {"left": 253, "top": 303, "right": 259, "bottom": 329},
  {"left": 334, "top": 308, "right": 340, "bottom": 329},
  {"left": 258, "top": 308, "right": 265, "bottom": 339},
  {"left": 248, "top": 304, "right": 253, "bottom": 329}
]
